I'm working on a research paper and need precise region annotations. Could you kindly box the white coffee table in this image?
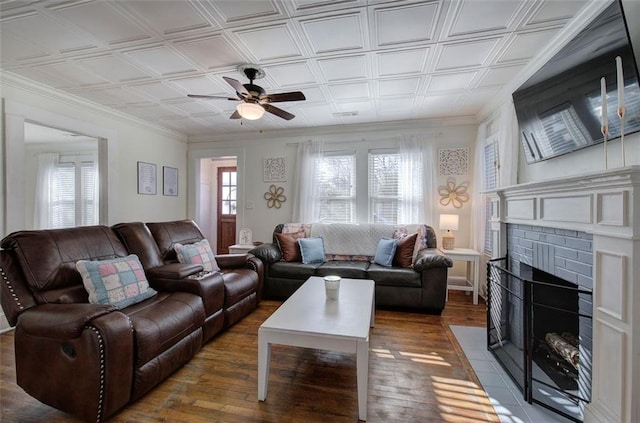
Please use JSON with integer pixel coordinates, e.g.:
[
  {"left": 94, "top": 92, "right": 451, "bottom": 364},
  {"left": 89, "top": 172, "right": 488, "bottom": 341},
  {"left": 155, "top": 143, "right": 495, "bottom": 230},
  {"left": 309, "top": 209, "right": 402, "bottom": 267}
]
[{"left": 258, "top": 276, "right": 375, "bottom": 421}]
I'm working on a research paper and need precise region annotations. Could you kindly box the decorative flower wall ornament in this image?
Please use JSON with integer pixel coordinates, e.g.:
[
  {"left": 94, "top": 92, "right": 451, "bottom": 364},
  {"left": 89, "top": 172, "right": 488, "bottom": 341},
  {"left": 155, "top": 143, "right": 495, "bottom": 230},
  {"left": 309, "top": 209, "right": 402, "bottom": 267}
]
[
  {"left": 264, "top": 185, "right": 286, "bottom": 209},
  {"left": 439, "top": 179, "right": 469, "bottom": 209}
]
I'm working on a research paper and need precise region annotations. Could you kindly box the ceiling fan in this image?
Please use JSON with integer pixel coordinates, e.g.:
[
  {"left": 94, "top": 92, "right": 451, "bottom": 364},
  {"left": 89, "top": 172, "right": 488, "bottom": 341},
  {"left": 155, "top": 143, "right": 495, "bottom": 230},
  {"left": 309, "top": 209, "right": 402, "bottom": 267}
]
[{"left": 188, "top": 65, "right": 306, "bottom": 121}]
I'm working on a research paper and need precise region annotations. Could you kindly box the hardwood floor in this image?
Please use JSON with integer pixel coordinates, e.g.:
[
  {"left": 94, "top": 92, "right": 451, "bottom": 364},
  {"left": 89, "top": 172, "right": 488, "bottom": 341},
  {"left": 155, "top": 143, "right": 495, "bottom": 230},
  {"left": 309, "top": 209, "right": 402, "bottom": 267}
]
[{"left": 0, "top": 292, "right": 496, "bottom": 423}]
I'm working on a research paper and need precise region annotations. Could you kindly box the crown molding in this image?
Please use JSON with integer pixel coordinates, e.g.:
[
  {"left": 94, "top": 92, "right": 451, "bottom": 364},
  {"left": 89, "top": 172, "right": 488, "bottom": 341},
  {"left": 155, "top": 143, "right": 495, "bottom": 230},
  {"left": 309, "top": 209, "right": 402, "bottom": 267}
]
[
  {"left": 0, "top": 70, "right": 187, "bottom": 142},
  {"left": 188, "top": 114, "right": 479, "bottom": 144}
]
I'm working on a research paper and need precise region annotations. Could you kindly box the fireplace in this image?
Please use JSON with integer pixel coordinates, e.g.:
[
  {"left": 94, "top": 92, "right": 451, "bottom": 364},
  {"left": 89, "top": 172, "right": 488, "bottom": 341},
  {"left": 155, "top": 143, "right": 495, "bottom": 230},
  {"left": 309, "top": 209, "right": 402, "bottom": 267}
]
[
  {"left": 486, "top": 223, "right": 595, "bottom": 421},
  {"left": 485, "top": 167, "right": 640, "bottom": 423},
  {"left": 488, "top": 258, "right": 593, "bottom": 422}
]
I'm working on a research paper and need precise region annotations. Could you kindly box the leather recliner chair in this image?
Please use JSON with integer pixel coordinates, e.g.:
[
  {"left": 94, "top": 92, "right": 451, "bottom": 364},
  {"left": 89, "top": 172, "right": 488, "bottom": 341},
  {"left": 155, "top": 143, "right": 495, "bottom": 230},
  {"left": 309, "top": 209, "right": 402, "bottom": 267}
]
[{"left": 113, "top": 220, "right": 264, "bottom": 331}]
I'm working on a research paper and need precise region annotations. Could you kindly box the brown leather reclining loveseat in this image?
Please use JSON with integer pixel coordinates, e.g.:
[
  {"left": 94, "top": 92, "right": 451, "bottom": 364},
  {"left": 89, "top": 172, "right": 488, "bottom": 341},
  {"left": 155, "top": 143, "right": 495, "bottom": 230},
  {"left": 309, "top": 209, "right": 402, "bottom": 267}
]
[{"left": 0, "top": 219, "right": 262, "bottom": 422}]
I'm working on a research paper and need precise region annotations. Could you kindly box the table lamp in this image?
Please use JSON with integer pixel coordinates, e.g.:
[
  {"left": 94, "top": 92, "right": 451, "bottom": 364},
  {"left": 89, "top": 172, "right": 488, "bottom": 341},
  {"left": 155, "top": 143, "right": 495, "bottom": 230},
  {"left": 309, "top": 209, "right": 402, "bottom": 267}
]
[{"left": 439, "top": 214, "right": 459, "bottom": 250}]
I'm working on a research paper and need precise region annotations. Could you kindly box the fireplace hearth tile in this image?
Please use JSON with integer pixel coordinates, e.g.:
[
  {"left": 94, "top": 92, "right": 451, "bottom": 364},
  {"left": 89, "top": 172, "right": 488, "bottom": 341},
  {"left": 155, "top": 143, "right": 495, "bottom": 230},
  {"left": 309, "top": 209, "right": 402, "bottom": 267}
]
[{"left": 451, "top": 325, "right": 573, "bottom": 423}]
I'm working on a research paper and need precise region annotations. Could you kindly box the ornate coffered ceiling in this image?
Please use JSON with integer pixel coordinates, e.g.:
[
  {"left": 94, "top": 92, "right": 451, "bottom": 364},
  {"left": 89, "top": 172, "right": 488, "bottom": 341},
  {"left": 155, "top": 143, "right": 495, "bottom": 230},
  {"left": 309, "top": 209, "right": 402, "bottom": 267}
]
[{"left": 0, "top": 0, "right": 588, "bottom": 136}]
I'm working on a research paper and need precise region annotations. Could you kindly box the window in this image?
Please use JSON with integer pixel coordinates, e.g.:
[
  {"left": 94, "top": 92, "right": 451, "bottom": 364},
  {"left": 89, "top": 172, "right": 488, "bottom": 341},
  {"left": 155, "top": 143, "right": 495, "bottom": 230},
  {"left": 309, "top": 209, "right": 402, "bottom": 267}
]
[
  {"left": 369, "top": 151, "right": 400, "bottom": 224},
  {"left": 51, "top": 157, "right": 98, "bottom": 228},
  {"left": 219, "top": 169, "right": 237, "bottom": 215},
  {"left": 296, "top": 138, "right": 430, "bottom": 225},
  {"left": 368, "top": 146, "right": 426, "bottom": 225},
  {"left": 483, "top": 140, "right": 498, "bottom": 255},
  {"left": 484, "top": 142, "right": 497, "bottom": 192},
  {"left": 314, "top": 153, "right": 355, "bottom": 223}
]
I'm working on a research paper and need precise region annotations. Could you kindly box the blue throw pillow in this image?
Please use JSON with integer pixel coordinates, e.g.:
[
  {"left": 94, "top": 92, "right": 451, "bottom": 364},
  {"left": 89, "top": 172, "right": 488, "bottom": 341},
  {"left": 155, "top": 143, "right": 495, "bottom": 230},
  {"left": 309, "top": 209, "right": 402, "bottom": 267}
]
[
  {"left": 374, "top": 237, "right": 398, "bottom": 267},
  {"left": 298, "top": 237, "right": 326, "bottom": 264}
]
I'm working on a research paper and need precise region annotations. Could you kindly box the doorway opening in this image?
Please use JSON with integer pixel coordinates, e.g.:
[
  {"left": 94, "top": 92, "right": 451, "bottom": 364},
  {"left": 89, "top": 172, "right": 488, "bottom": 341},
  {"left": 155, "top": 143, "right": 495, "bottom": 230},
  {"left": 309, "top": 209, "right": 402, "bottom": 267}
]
[
  {"left": 198, "top": 157, "right": 238, "bottom": 254},
  {"left": 24, "top": 122, "right": 101, "bottom": 229},
  {"left": 217, "top": 166, "right": 237, "bottom": 254},
  {"left": 3, "top": 100, "right": 114, "bottom": 234}
]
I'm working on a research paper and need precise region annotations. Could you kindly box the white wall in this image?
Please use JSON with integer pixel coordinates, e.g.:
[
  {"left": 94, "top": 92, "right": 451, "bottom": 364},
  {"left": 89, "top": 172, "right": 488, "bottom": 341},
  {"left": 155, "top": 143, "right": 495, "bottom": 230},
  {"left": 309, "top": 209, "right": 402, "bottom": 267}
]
[
  {"left": 517, "top": 132, "right": 640, "bottom": 183},
  {"left": 199, "top": 159, "right": 214, "bottom": 242},
  {"left": 188, "top": 119, "right": 479, "bottom": 280}
]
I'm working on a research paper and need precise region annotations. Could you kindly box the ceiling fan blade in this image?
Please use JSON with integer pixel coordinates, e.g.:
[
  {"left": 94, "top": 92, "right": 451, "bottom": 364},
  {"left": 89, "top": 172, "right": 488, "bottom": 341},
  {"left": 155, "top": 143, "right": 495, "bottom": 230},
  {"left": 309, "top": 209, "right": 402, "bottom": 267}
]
[
  {"left": 263, "top": 104, "right": 295, "bottom": 120},
  {"left": 188, "top": 94, "right": 240, "bottom": 101},
  {"left": 262, "top": 91, "right": 306, "bottom": 103},
  {"left": 223, "top": 76, "right": 250, "bottom": 98},
  {"left": 229, "top": 110, "right": 241, "bottom": 119}
]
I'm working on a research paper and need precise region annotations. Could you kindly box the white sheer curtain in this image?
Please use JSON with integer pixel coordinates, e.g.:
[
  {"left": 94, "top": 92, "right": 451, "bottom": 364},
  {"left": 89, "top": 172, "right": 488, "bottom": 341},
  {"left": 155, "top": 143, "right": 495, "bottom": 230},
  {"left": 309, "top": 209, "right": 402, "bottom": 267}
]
[
  {"left": 497, "top": 100, "right": 519, "bottom": 187},
  {"left": 292, "top": 140, "right": 323, "bottom": 222},
  {"left": 397, "top": 134, "right": 434, "bottom": 224},
  {"left": 33, "top": 153, "right": 59, "bottom": 229},
  {"left": 471, "top": 123, "right": 488, "bottom": 254}
]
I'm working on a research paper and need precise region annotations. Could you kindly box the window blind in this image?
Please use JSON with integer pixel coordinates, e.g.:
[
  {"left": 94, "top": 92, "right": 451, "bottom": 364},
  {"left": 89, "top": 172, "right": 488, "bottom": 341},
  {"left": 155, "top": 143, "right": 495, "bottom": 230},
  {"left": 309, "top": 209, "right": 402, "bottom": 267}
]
[
  {"left": 483, "top": 142, "right": 497, "bottom": 254},
  {"left": 50, "top": 159, "right": 98, "bottom": 228},
  {"left": 484, "top": 142, "right": 497, "bottom": 191},
  {"left": 369, "top": 152, "right": 400, "bottom": 224},
  {"left": 52, "top": 164, "right": 76, "bottom": 228},
  {"left": 314, "top": 153, "right": 355, "bottom": 223},
  {"left": 80, "top": 162, "right": 98, "bottom": 226}
]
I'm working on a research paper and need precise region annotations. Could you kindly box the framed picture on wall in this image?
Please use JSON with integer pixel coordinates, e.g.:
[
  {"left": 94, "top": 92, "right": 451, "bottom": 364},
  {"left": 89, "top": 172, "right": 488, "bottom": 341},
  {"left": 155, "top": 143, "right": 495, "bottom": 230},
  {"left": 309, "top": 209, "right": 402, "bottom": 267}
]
[
  {"left": 163, "top": 166, "right": 178, "bottom": 196},
  {"left": 137, "top": 161, "right": 157, "bottom": 195}
]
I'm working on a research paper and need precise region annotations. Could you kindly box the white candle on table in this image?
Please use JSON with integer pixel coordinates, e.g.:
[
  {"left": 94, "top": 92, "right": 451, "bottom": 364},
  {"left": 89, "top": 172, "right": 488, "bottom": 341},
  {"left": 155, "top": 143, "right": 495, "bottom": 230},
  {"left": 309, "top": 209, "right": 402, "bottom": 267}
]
[
  {"left": 601, "top": 77, "right": 608, "bottom": 128},
  {"left": 616, "top": 56, "right": 624, "bottom": 110}
]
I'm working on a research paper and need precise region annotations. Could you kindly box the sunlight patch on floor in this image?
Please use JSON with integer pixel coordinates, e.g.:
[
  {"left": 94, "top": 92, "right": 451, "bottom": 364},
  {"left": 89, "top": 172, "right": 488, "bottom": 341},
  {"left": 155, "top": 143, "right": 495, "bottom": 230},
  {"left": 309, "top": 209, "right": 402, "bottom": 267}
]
[
  {"left": 431, "top": 374, "right": 498, "bottom": 423},
  {"left": 432, "top": 375, "right": 484, "bottom": 388},
  {"left": 371, "top": 347, "right": 451, "bottom": 366},
  {"left": 432, "top": 381, "right": 489, "bottom": 397},
  {"left": 371, "top": 347, "right": 395, "bottom": 359}
]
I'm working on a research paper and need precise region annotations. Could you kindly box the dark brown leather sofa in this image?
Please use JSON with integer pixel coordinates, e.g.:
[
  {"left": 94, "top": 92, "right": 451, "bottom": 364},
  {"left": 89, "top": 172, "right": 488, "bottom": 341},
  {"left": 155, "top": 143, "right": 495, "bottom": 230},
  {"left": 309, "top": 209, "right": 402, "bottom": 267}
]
[
  {"left": 251, "top": 223, "right": 452, "bottom": 314},
  {"left": 0, "top": 220, "right": 262, "bottom": 422}
]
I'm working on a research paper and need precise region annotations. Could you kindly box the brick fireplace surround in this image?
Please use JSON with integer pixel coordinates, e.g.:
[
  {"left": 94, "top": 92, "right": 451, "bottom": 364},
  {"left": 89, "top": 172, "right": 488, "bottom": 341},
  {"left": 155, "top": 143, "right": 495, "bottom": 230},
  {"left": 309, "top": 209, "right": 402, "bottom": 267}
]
[{"left": 487, "top": 166, "right": 640, "bottom": 423}]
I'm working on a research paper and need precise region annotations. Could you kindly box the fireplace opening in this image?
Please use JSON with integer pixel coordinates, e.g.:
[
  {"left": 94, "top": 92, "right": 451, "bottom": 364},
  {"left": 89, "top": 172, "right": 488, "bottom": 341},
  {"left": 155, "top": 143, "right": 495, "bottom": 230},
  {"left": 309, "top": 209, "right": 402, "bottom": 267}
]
[
  {"left": 488, "top": 258, "right": 593, "bottom": 422},
  {"left": 522, "top": 264, "right": 580, "bottom": 392}
]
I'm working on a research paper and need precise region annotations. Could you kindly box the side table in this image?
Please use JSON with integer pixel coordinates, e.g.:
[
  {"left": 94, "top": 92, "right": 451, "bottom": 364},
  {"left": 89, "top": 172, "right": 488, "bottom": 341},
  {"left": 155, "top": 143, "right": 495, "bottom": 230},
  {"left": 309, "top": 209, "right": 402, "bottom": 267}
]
[
  {"left": 443, "top": 248, "right": 480, "bottom": 305},
  {"left": 228, "top": 244, "right": 254, "bottom": 254}
]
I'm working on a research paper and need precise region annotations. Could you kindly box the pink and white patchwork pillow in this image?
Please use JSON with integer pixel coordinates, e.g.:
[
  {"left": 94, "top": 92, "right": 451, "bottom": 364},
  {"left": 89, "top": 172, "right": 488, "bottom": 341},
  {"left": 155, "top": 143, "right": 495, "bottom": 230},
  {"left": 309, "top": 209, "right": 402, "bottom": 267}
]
[
  {"left": 76, "top": 254, "right": 157, "bottom": 309},
  {"left": 174, "top": 239, "right": 219, "bottom": 272}
]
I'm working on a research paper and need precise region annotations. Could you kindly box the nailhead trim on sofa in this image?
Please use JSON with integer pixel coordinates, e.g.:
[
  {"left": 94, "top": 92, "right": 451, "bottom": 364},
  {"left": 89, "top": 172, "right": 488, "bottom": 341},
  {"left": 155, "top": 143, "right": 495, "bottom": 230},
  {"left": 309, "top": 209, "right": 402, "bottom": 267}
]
[
  {"left": 87, "top": 325, "right": 106, "bottom": 423},
  {"left": 1, "top": 268, "right": 24, "bottom": 312}
]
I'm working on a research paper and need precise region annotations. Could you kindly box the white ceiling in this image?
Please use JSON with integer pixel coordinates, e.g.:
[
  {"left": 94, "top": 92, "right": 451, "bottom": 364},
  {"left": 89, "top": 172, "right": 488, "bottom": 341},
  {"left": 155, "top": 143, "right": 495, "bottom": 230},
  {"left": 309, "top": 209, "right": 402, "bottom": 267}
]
[{"left": 0, "top": 0, "right": 589, "bottom": 137}]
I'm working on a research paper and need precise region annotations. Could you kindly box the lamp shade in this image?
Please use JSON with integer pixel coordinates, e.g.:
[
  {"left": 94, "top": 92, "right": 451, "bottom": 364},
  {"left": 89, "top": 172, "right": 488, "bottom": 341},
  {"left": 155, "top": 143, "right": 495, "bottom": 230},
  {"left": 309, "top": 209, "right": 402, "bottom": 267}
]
[
  {"left": 236, "top": 103, "right": 265, "bottom": 120},
  {"left": 439, "top": 214, "right": 459, "bottom": 231}
]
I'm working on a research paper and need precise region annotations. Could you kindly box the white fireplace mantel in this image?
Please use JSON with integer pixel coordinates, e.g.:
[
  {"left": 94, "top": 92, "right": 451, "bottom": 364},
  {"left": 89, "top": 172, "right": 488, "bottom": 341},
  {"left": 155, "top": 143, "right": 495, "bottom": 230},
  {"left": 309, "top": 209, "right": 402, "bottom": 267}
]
[{"left": 487, "top": 166, "right": 640, "bottom": 423}]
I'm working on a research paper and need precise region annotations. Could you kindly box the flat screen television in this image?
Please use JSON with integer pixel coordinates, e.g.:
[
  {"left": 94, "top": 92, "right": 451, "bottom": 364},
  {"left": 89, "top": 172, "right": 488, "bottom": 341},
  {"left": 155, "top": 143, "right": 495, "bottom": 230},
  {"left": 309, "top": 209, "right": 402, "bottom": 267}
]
[{"left": 513, "top": 0, "right": 640, "bottom": 163}]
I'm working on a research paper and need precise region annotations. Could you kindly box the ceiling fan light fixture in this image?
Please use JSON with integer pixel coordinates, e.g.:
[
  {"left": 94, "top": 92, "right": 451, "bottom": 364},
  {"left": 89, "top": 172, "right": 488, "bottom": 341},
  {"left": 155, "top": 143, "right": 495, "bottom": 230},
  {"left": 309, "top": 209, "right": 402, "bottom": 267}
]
[{"left": 236, "top": 103, "right": 264, "bottom": 120}]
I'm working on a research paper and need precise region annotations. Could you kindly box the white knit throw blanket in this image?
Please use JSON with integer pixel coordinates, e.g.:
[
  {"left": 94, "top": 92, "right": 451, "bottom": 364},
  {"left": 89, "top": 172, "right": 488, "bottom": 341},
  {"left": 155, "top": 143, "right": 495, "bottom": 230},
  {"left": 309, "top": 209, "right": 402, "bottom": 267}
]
[{"left": 310, "top": 223, "right": 395, "bottom": 256}]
